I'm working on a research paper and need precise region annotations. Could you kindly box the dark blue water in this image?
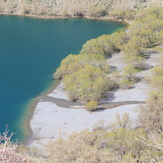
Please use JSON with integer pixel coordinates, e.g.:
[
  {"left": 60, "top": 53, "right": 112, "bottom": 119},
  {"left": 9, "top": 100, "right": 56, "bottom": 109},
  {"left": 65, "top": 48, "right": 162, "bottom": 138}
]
[{"left": 0, "top": 16, "right": 125, "bottom": 141}]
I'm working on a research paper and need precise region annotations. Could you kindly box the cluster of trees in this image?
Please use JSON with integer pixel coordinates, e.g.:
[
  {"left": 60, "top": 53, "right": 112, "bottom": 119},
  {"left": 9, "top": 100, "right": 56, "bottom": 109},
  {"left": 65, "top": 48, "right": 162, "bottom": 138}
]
[
  {"left": 139, "top": 64, "right": 163, "bottom": 134},
  {"left": 44, "top": 110, "right": 163, "bottom": 162},
  {"left": 54, "top": 54, "right": 110, "bottom": 79},
  {"left": 109, "top": 8, "right": 162, "bottom": 89},
  {"left": 1, "top": 0, "right": 154, "bottom": 19},
  {"left": 54, "top": 54, "right": 112, "bottom": 105},
  {"left": 135, "top": 63, "right": 163, "bottom": 162},
  {"left": 63, "top": 65, "right": 110, "bottom": 102},
  {"left": 80, "top": 31, "right": 126, "bottom": 57},
  {"left": 110, "top": 64, "right": 138, "bottom": 89},
  {"left": 120, "top": 64, "right": 138, "bottom": 89},
  {"left": 124, "top": 7, "right": 163, "bottom": 57},
  {"left": 54, "top": 7, "right": 163, "bottom": 107},
  {"left": 81, "top": 7, "right": 163, "bottom": 64}
]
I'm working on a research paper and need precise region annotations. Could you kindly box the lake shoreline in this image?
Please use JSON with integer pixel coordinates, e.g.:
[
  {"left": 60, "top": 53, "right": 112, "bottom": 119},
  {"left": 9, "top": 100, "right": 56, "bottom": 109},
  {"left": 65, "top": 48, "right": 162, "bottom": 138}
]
[
  {"left": 0, "top": 13, "right": 130, "bottom": 25},
  {"left": 27, "top": 80, "right": 143, "bottom": 149},
  {"left": 0, "top": 14, "right": 127, "bottom": 145},
  {"left": 22, "top": 80, "right": 60, "bottom": 146},
  {"left": 7, "top": 15, "right": 128, "bottom": 145}
]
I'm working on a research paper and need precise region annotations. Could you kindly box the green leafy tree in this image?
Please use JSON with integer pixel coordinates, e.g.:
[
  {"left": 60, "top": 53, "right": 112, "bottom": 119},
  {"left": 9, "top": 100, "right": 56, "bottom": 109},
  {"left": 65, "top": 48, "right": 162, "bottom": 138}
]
[
  {"left": 111, "top": 70, "right": 120, "bottom": 88},
  {"left": 119, "top": 64, "right": 137, "bottom": 89},
  {"left": 139, "top": 66, "right": 163, "bottom": 134},
  {"left": 54, "top": 53, "right": 110, "bottom": 79},
  {"left": 80, "top": 33, "right": 124, "bottom": 57},
  {"left": 110, "top": 31, "right": 126, "bottom": 50},
  {"left": 63, "top": 65, "right": 110, "bottom": 102},
  {"left": 105, "top": 128, "right": 146, "bottom": 161},
  {"left": 123, "top": 40, "right": 141, "bottom": 58},
  {"left": 149, "top": 67, "right": 163, "bottom": 88},
  {"left": 121, "top": 64, "right": 137, "bottom": 81},
  {"left": 80, "top": 39, "right": 105, "bottom": 56}
]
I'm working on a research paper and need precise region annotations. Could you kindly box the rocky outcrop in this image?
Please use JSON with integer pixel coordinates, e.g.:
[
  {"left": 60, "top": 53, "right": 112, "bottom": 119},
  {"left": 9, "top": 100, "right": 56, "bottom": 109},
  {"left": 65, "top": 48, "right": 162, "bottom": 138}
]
[{"left": 0, "top": 0, "right": 162, "bottom": 18}]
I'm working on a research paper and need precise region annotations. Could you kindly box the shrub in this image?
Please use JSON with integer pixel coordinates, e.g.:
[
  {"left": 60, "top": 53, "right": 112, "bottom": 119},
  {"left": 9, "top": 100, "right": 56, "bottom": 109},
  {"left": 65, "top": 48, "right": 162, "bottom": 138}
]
[
  {"left": 80, "top": 38, "right": 107, "bottom": 56},
  {"left": 85, "top": 100, "right": 98, "bottom": 112},
  {"left": 138, "top": 89, "right": 163, "bottom": 134},
  {"left": 119, "top": 79, "right": 135, "bottom": 89},
  {"left": 111, "top": 70, "right": 120, "bottom": 88},
  {"left": 45, "top": 130, "right": 116, "bottom": 163},
  {"left": 123, "top": 40, "right": 142, "bottom": 58},
  {"left": 149, "top": 67, "right": 163, "bottom": 88}
]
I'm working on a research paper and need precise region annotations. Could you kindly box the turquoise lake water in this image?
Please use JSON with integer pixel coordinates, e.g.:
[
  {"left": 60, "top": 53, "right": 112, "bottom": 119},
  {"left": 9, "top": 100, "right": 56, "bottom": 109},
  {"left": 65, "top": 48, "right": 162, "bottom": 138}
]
[{"left": 0, "top": 16, "right": 125, "bottom": 141}]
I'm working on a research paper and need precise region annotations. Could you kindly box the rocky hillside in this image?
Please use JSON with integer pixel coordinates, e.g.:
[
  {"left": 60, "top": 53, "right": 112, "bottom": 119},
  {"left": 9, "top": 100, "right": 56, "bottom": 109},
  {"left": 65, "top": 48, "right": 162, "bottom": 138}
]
[{"left": 0, "top": 0, "right": 163, "bottom": 19}]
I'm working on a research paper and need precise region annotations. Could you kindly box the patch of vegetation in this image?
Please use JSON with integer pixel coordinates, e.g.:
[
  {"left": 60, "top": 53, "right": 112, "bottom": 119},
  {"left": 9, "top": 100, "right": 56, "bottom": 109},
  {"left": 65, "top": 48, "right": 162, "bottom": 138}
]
[
  {"left": 55, "top": 7, "right": 163, "bottom": 102},
  {"left": 139, "top": 64, "right": 163, "bottom": 135},
  {"left": 80, "top": 31, "right": 126, "bottom": 57},
  {"left": 85, "top": 100, "right": 98, "bottom": 112},
  {"left": 54, "top": 53, "right": 110, "bottom": 80},
  {"left": 63, "top": 65, "right": 110, "bottom": 102}
]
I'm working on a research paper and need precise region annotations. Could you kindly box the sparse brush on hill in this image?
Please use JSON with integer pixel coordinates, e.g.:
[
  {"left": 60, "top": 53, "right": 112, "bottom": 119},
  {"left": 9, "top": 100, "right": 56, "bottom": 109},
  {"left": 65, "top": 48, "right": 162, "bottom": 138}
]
[
  {"left": 0, "top": 0, "right": 163, "bottom": 19},
  {"left": 1, "top": 112, "right": 162, "bottom": 162}
]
